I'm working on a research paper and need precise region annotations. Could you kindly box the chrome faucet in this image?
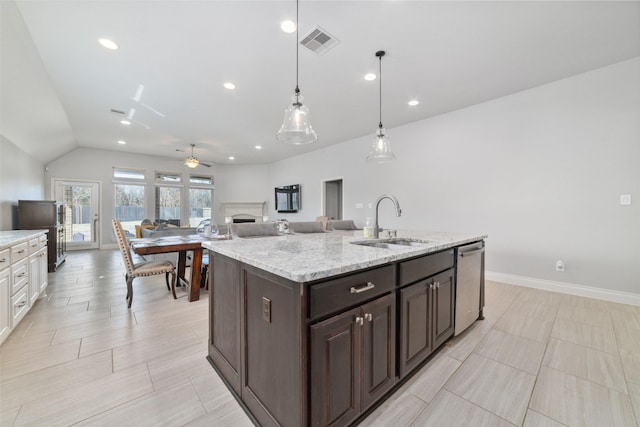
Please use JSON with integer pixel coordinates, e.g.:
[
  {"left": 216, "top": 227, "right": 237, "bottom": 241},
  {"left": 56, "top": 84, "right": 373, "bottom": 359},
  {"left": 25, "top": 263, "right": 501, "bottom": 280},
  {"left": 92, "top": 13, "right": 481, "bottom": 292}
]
[{"left": 374, "top": 194, "right": 401, "bottom": 238}]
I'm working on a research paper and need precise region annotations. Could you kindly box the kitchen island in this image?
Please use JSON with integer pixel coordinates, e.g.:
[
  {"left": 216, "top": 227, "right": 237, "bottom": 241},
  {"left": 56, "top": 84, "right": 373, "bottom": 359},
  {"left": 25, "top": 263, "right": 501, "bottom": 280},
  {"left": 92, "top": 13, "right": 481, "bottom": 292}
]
[{"left": 202, "top": 229, "right": 486, "bottom": 427}]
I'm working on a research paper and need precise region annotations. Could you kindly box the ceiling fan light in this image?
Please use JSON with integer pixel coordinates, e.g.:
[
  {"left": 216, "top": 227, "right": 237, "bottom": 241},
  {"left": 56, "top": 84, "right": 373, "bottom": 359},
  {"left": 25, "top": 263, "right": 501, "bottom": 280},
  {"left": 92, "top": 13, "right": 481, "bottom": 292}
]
[
  {"left": 276, "top": 94, "right": 317, "bottom": 145},
  {"left": 185, "top": 157, "right": 199, "bottom": 168}
]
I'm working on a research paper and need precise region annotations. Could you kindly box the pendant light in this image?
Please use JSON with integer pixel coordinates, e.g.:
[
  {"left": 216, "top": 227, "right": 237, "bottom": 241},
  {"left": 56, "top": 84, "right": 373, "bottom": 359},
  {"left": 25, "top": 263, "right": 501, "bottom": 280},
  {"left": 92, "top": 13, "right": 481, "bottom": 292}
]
[
  {"left": 276, "top": 0, "right": 318, "bottom": 145},
  {"left": 366, "top": 50, "right": 396, "bottom": 163}
]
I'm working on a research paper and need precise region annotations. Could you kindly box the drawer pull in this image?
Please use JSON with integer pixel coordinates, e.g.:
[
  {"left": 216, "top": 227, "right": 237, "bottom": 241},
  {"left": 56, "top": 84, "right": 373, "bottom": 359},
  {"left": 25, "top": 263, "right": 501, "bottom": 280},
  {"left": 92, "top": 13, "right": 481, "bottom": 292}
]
[
  {"left": 18, "top": 249, "right": 26, "bottom": 254},
  {"left": 355, "top": 316, "right": 364, "bottom": 326},
  {"left": 0, "top": 258, "right": 7, "bottom": 263},
  {"left": 364, "top": 313, "right": 373, "bottom": 322},
  {"left": 16, "top": 301, "right": 27, "bottom": 308},
  {"left": 350, "top": 282, "right": 375, "bottom": 294},
  {"left": 17, "top": 273, "right": 27, "bottom": 278}
]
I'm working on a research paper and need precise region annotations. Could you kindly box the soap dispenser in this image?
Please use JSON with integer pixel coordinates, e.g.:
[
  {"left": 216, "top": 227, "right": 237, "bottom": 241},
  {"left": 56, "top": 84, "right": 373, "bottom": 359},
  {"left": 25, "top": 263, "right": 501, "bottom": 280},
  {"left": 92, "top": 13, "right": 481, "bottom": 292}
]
[{"left": 363, "top": 217, "right": 375, "bottom": 239}]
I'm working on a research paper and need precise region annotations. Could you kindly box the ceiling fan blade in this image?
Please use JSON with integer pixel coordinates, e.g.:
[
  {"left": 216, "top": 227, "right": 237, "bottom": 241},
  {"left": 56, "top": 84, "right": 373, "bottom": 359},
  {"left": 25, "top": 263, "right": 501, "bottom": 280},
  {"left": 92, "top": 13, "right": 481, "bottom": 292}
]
[{"left": 200, "top": 162, "right": 213, "bottom": 167}]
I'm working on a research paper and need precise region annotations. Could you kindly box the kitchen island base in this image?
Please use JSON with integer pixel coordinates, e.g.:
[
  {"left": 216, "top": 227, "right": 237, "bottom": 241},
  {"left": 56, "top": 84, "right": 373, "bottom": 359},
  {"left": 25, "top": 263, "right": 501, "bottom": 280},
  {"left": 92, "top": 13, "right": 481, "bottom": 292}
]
[{"left": 207, "top": 237, "right": 485, "bottom": 427}]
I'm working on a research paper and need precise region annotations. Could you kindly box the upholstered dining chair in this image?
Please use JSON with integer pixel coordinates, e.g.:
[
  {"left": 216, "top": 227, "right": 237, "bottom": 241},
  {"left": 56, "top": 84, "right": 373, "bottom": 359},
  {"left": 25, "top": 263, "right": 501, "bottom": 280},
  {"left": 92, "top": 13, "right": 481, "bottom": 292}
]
[{"left": 112, "top": 219, "right": 178, "bottom": 308}]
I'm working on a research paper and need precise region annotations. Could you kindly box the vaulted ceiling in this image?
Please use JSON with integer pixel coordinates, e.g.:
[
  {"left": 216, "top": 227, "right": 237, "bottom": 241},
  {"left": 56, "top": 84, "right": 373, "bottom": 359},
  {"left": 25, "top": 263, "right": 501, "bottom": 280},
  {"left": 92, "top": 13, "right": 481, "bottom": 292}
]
[{"left": 2, "top": 1, "right": 639, "bottom": 165}]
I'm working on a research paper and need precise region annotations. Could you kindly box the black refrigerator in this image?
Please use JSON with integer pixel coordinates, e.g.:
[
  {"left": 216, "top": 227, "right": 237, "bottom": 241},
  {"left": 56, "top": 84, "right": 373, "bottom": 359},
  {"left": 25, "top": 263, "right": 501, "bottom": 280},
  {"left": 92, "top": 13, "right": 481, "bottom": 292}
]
[{"left": 17, "top": 200, "right": 66, "bottom": 272}]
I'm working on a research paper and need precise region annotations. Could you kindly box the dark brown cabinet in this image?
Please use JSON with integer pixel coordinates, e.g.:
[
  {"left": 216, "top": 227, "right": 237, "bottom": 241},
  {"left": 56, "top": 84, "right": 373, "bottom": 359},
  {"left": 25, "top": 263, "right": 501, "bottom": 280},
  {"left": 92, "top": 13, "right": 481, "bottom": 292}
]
[
  {"left": 310, "top": 293, "right": 395, "bottom": 427},
  {"left": 398, "top": 251, "right": 455, "bottom": 379},
  {"left": 17, "top": 200, "right": 66, "bottom": 272}
]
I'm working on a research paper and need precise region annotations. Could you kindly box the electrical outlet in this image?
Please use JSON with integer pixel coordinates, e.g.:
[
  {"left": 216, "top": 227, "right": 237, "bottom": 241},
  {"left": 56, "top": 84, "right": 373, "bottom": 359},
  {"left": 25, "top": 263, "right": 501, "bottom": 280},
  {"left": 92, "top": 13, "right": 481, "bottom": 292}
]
[
  {"left": 555, "top": 260, "right": 565, "bottom": 272},
  {"left": 620, "top": 194, "right": 632, "bottom": 206}
]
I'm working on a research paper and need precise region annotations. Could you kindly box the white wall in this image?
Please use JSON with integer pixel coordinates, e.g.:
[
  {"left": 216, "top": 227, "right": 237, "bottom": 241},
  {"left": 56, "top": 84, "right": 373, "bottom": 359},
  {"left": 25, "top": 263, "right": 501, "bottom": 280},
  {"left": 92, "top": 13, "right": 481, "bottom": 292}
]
[
  {"left": 0, "top": 136, "right": 45, "bottom": 230},
  {"left": 268, "top": 58, "right": 640, "bottom": 295},
  {"left": 45, "top": 147, "right": 268, "bottom": 246}
]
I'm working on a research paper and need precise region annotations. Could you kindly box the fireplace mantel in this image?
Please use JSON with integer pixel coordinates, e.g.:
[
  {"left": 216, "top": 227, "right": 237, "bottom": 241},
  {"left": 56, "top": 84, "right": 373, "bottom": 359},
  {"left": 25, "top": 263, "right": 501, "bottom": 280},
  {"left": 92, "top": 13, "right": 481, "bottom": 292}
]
[{"left": 222, "top": 201, "right": 266, "bottom": 220}]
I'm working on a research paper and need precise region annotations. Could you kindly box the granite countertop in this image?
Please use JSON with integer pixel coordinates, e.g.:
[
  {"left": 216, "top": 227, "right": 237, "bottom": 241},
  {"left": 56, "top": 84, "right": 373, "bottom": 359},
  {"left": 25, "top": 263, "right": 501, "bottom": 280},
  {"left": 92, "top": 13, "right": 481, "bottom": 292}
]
[
  {"left": 202, "top": 229, "right": 487, "bottom": 283},
  {"left": 0, "top": 230, "right": 48, "bottom": 250}
]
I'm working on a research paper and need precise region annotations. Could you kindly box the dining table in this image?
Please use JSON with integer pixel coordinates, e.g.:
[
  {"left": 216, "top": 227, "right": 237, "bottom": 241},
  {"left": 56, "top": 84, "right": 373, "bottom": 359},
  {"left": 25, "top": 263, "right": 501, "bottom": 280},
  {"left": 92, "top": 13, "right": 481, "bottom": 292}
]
[{"left": 129, "top": 235, "right": 208, "bottom": 302}]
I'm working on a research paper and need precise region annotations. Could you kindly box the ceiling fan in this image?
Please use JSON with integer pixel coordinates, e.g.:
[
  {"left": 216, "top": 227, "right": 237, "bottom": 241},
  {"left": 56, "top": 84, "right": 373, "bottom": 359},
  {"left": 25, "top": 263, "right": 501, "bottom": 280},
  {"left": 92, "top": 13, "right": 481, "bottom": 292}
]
[{"left": 178, "top": 144, "right": 213, "bottom": 168}]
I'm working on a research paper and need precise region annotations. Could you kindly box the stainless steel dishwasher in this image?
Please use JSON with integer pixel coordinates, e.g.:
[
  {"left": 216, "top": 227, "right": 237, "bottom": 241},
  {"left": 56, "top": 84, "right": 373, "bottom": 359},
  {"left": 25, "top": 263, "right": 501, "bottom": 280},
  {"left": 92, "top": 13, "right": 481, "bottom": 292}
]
[{"left": 455, "top": 241, "right": 485, "bottom": 336}]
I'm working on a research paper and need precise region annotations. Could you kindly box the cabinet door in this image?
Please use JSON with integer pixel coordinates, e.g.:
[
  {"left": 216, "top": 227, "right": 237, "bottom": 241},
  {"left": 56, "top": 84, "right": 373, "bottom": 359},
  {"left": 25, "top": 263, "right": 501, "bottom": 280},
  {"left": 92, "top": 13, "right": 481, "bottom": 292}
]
[
  {"left": 311, "top": 306, "right": 361, "bottom": 427},
  {"left": 38, "top": 248, "right": 48, "bottom": 294},
  {"left": 0, "top": 269, "right": 10, "bottom": 345},
  {"left": 361, "top": 293, "right": 396, "bottom": 410},
  {"left": 432, "top": 269, "right": 454, "bottom": 349},
  {"left": 399, "top": 280, "right": 432, "bottom": 378},
  {"left": 28, "top": 254, "right": 39, "bottom": 305}
]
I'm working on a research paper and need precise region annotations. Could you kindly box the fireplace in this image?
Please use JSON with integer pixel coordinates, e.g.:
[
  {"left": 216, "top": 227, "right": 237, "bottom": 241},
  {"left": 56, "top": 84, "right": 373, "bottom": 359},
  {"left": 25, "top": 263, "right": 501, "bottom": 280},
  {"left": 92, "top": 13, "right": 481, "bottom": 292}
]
[{"left": 222, "top": 201, "right": 266, "bottom": 223}]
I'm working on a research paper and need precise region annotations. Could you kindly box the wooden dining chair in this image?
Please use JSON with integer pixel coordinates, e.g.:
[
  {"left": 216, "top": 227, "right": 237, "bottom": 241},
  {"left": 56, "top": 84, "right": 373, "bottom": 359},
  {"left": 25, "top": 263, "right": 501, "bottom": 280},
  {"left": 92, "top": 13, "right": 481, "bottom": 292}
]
[{"left": 112, "top": 219, "right": 178, "bottom": 308}]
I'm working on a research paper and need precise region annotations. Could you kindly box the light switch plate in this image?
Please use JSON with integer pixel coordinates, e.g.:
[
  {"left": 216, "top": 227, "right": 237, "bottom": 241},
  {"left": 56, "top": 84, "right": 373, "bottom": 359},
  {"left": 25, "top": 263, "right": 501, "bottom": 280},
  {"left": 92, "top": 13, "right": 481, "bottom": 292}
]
[{"left": 620, "top": 194, "right": 632, "bottom": 206}]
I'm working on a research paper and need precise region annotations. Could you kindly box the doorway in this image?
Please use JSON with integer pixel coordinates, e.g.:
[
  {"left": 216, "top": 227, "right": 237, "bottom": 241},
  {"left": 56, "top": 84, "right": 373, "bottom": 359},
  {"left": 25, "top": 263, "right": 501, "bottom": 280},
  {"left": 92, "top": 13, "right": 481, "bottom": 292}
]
[
  {"left": 322, "top": 178, "right": 343, "bottom": 220},
  {"left": 54, "top": 180, "right": 101, "bottom": 250}
]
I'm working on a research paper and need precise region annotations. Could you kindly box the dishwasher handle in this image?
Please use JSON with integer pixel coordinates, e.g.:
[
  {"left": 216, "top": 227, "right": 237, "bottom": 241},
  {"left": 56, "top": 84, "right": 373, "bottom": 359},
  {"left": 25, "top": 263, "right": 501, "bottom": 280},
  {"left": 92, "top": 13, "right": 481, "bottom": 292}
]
[{"left": 458, "top": 246, "right": 485, "bottom": 257}]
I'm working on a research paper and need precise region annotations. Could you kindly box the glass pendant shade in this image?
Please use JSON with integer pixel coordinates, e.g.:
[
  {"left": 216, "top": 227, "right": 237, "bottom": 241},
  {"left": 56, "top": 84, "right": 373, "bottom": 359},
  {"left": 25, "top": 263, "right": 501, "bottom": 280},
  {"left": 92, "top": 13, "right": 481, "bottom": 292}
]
[
  {"left": 276, "top": 93, "right": 318, "bottom": 145},
  {"left": 366, "top": 126, "right": 396, "bottom": 163}
]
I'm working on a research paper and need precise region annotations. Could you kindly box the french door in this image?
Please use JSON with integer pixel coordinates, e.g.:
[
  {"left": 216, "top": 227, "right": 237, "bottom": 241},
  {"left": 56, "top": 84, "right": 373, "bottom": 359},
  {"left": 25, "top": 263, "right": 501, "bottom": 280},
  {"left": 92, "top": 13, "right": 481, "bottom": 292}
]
[{"left": 53, "top": 180, "right": 100, "bottom": 250}]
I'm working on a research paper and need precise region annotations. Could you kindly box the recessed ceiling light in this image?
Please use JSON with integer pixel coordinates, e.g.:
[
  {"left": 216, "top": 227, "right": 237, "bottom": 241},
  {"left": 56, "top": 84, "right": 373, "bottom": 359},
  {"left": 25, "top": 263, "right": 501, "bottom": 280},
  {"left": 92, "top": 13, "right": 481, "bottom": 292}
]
[
  {"left": 120, "top": 119, "right": 131, "bottom": 125},
  {"left": 364, "top": 73, "right": 377, "bottom": 81},
  {"left": 228, "top": 156, "right": 235, "bottom": 160},
  {"left": 255, "top": 145, "right": 262, "bottom": 150},
  {"left": 280, "top": 20, "right": 296, "bottom": 33},
  {"left": 223, "top": 82, "right": 236, "bottom": 90},
  {"left": 98, "top": 38, "right": 119, "bottom": 50},
  {"left": 117, "top": 140, "right": 126, "bottom": 145},
  {"left": 408, "top": 99, "right": 420, "bottom": 106}
]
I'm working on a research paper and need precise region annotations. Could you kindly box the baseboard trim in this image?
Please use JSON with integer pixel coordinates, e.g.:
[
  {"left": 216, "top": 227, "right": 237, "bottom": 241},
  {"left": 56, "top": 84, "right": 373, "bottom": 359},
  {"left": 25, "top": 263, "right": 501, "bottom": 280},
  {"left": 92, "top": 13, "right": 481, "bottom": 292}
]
[{"left": 485, "top": 271, "right": 640, "bottom": 307}]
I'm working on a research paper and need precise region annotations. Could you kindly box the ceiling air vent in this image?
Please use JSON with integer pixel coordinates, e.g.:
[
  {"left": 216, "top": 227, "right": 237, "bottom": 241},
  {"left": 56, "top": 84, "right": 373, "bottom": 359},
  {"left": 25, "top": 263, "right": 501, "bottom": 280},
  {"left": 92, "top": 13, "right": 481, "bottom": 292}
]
[{"left": 300, "top": 26, "right": 340, "bottom": 55}]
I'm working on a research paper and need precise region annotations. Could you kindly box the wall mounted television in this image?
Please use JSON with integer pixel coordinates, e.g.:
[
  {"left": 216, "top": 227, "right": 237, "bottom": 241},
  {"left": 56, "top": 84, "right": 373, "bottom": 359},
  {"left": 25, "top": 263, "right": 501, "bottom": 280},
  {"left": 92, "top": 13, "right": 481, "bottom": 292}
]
[{"left": 275, "top": 184, "right": 301, "bottom": 213}]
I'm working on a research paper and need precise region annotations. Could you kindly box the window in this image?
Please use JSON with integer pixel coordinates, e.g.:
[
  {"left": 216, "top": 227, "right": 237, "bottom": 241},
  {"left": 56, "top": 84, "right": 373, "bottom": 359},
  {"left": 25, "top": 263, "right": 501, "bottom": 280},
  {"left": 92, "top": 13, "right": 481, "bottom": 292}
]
[
  {"left": 155, "top": 186, "right": 181, "bottom": 223},
  {"left": 155, "top": 171, "right": 181, "bottom": 183},
  {"left": 114, "top": 184, "right": 145, "bottom": 236},
  {"left": 113, "top": 167, "right": 145, "bottom": 181},
  {"left": 189, "top": 174, "right": 214, "bottom": 227},
  {"left": 189, "top": 188, "right": 212, "bottom": 227}
]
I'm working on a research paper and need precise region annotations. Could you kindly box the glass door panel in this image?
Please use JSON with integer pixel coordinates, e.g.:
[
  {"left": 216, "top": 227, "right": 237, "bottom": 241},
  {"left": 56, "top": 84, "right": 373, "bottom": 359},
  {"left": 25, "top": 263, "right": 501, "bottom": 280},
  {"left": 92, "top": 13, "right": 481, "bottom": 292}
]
[{"left": 54, "top": 180, "right": 100, "bottom": 250}]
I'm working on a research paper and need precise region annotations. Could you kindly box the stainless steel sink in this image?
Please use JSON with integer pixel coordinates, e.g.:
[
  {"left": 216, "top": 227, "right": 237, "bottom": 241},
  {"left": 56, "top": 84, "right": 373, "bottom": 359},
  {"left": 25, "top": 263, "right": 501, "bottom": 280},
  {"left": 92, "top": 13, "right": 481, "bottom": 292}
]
[{"left": 351, "top": 238, "right": 431, "bottom": 249}]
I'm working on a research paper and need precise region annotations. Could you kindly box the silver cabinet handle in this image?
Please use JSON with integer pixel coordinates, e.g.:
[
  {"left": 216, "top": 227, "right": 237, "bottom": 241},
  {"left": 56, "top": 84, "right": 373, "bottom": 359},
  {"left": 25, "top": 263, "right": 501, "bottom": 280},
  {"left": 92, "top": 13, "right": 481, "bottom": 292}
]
[
  {"left": 18, "top": 249, "right": 26, "bottom": 254},
  {"left": 0, "top": 258, "right": 7, "bottom": 263},
  {"left": 350, "top": 282, "right": 375, "bottom": 294},
  {"left": 16, "top": 301, "right": 27, "bottom": 308},
  {"left": 17, "top": 273, "right": 26, "bottom": 278},
  {"left": 435, "top": 282, "right": 440, "bottom": 288},
  {"left": 429, "top": 283, "right": 434, "bottom": 290},
  {"left": 355, "top": 316, "right": 364, "bottom": 326},
  {"left": 364, "top": 313, "right": 373, "bottom": 322}
]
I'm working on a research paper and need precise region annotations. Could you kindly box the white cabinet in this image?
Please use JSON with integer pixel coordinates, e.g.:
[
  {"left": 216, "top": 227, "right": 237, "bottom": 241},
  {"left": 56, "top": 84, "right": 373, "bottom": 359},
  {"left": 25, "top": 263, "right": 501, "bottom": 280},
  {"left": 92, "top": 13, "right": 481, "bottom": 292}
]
[
  {"left": 0, "top": 268, "right": 10, "bottom": 344},
  {"left": 0, "top": 231, "right": 48, "bottom": 346},
  {"left": 28, "top": 237, "right": 48, "bottom": 305}
]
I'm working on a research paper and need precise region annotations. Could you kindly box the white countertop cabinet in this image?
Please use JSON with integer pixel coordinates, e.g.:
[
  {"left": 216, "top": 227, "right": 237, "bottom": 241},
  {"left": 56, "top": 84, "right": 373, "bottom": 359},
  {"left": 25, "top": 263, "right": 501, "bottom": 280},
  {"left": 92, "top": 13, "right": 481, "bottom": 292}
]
[{"left": 0, "top": 230, "right": 49, "bottom": 346}]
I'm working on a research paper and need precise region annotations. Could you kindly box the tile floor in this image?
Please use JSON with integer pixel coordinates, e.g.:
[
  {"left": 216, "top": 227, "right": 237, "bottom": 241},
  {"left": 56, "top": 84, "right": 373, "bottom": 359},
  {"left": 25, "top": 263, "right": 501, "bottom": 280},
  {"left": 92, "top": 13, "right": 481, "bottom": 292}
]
[{"left": 1, "top": 249, "right": 639, "bottom": 426}]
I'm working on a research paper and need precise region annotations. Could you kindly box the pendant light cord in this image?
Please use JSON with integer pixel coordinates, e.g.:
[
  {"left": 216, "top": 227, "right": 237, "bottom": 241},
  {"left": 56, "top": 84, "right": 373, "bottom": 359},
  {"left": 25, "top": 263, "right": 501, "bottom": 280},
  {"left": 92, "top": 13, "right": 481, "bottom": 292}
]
[
  {"left": 378, "top": 53, "right": 382, "bottom": 128},
  {"left": 295, "top": 0, "right": 300, "bottom": 97}
]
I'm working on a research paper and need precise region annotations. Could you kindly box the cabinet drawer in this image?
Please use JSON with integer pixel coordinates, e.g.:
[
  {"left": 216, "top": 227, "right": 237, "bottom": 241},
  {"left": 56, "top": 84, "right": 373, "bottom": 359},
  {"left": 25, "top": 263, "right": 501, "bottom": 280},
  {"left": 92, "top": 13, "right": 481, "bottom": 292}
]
[
  {"left": 309, "top": 265, "right": 395, "bottom": 320},
  {"left": 399, "top": 250, "right": 454, "bottom": 287},
  {"left": 0, "top": 248, "right": 10, "bottom": 271},
  {"left": 11, "top": 285, "right": 29, "bottom": 327},
  {"left": 11, "top": 242, "right": 29, "bottom": 263},
  {"left": 11, "top": 259, "right": 29, "bottom": 295},
  {"left": 28, "top": 238, "right": 40, "bottom": 254}
]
